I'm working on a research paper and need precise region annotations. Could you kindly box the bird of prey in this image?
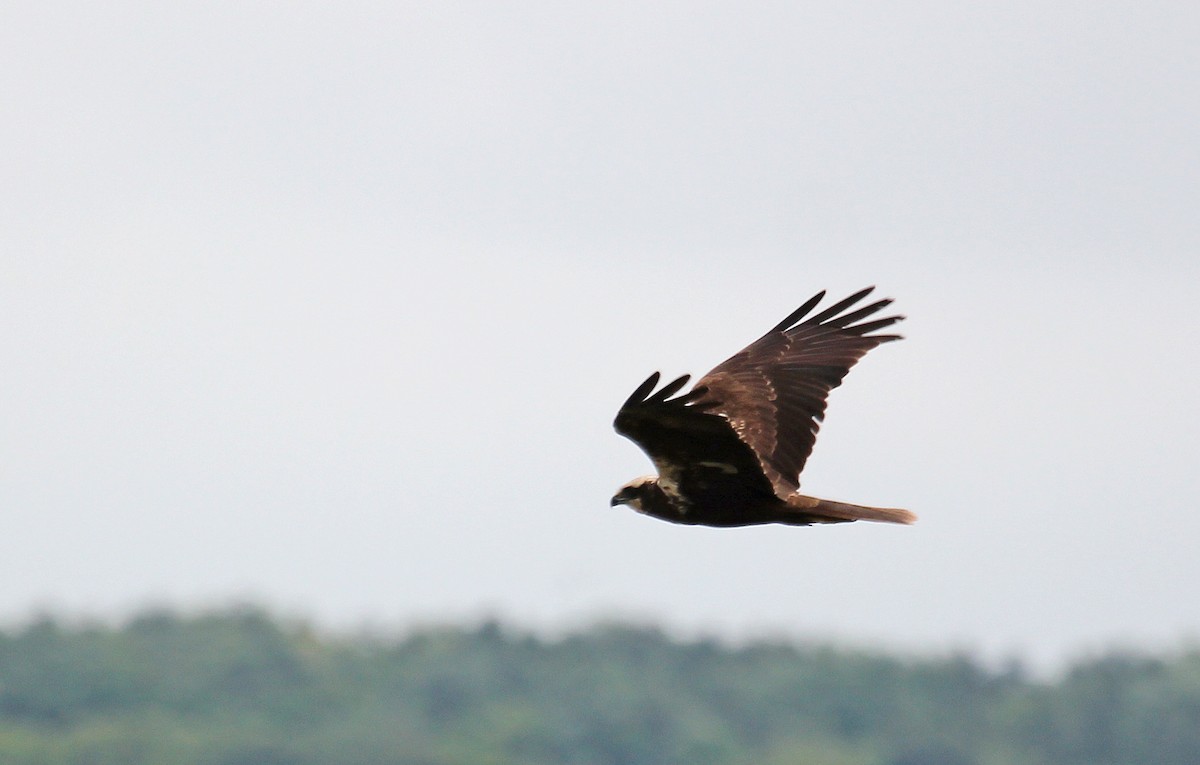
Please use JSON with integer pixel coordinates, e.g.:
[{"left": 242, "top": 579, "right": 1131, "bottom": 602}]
[{"left": 611, "top": 287, "right": 914, "bottom": 527}]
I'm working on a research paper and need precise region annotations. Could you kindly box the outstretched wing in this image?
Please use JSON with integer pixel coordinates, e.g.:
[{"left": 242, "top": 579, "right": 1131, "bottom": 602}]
[
  {"left": 696, "top": 287, "right": 903, "bottom": 498},
  {"left": 613, "top": 372, "right": 776, "bottom": 500}
]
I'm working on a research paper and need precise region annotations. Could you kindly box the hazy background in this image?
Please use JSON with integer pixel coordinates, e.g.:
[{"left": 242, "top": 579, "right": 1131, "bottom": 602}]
[{"left": 2, "top": 2, "right": 1197, "bottom": 671}]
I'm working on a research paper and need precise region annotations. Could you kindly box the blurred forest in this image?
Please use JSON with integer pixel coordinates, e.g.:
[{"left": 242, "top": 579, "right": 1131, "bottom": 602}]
[{"left": 1, "top": 607, "right": 1197, "bottom": 765}]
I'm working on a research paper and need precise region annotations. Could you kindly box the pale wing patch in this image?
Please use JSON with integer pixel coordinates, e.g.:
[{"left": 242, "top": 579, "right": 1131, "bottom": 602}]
[
  {"left": 696, "top": 461, "right": 739, "bottom": 474},
  {"left": 651, "top": 458, "right": 690, "bottom": 512}
]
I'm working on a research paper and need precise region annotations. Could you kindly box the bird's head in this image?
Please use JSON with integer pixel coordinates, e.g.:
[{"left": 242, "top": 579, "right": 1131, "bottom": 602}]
[{"left": 610, "top": 476, "right": 658, "bottom": 512}]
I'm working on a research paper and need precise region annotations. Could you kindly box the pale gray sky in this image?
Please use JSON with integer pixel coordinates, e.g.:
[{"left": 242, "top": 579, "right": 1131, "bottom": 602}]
[{"left": 2, "top": 2, "right": 1198, "bottom": 669}]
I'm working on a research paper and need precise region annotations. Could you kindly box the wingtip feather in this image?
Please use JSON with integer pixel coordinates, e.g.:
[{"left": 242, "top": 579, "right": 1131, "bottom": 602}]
[
  {"left": 623, "top": 372, "right": 661, "bottom": 407},
  {"left": 650, "top": 373, "right": 692, "bottom": 402},
  {"left": 767, "top": 290, "right": 827, "bottom": 333}
]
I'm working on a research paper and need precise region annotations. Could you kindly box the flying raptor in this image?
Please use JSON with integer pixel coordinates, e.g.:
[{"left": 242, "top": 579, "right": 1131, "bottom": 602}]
[{"left": 612, "top": 287, "right": 915, "bottom": 527}]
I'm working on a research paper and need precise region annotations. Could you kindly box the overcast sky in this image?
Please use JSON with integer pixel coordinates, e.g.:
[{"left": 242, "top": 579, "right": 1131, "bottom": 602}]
[{"left": 3, "top": 2, "right": 1198, "bottom": 670}]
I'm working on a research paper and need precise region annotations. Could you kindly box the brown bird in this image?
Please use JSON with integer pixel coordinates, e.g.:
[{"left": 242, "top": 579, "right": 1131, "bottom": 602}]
[{"left": 612, "top": 287, "right": 915, "bottom": 527}]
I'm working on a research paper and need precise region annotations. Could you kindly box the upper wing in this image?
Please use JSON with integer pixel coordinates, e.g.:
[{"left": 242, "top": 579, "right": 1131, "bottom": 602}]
[
  {"left": 613, "top": 372, "right": 776, "bottom": 499},
  {"left": 695, "top": 287, "right": 903, "bottom": 498}
]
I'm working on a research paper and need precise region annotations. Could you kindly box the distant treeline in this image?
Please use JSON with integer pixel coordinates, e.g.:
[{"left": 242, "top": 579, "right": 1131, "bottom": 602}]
[{"left": 0, "top": 607, "right": 1197, "bottom": 765}]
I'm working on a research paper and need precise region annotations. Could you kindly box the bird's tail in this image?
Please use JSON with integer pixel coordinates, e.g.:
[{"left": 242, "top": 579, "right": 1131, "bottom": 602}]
[{"left": 787, "top": 494, "right": 917, "bottom": 525}]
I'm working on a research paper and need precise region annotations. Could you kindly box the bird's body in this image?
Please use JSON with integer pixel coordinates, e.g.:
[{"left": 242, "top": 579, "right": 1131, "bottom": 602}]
[{"left": 611, "top": 287, "right": 914, "bottom": 527}]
